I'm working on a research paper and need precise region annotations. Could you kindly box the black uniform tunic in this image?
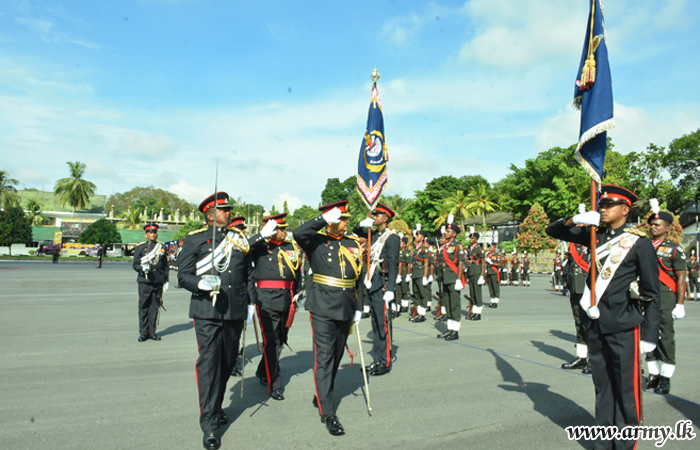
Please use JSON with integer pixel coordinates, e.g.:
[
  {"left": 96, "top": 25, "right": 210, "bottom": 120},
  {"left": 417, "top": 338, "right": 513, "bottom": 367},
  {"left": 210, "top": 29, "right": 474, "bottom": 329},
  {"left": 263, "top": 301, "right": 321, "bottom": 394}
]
[
  {"left": 564, "top": 243, "right": 589, "bottom": 346},
  {"left": 486, "top": 250, "right": 500, "bottom": 299},
  {"left": 177, "top": 226, "right": 263, "bottom": 433},
  {"left": 248, "top": 238, "right": 301, "bottom": 392},
  {"left": 132, "top": 241, "right": 169, "bottom": 337},
  {"left": 466, "top": 243, "right": 484, "bottom": 307},
  {"left": 547, "top": 219, "right": 660, "bottom": 450},
  {"left": 409, "top": 242, "right": 431, "bottom": 310},
  {"left": 293, "top": 216, "right": 362, "bottom": 420},
  {"left": 352, "top": 225, "right": 399, "bottom": 368}
]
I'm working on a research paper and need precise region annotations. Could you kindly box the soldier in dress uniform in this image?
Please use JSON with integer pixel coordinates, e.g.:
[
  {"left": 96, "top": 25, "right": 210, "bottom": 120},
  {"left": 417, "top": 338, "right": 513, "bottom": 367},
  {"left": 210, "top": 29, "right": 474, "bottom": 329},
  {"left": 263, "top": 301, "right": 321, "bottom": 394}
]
[
  {"left": 353, "top": 203, "right": 400, "bottom": 376},
  {"left": 177, "top": 192, "right": 267, "bottom": 450},
  {"left": 521, "top": 251, "right": 531, "bottom": 286},
  {"left": 560, "top": 242, "right": 592, "bottom": 374},
  {"left": 687, "top": 251, "right": 698, "bottom": 300},
  {"left": 466, "top": 232, "right": 486, "bottom": 321},
  {"left": 132, "top": 223, "right": 169, "bottom": 342},
  {"left": 394, "top": 235, "right": 410, "bottom": 315},
  {"left": 511, "top": 251, "right": 520, "bottom": 286},
  {"left": 546, "top": 185, "right": 660, "bottom": 450},
  {"left": 553, "top": 251, "right": 564, "bottom": 291},
  {"left": 436, "top": 220, "right": 465, "bottom": 339},
  {"left": 292, "top": 200, "right": 362, "bottom": 435},
  {"left": 500, "top": 250, "right": 510, "bottom": 286},
  {"left": 434, "top": 229, "right": 447, "bottom": 320},
  {"left": 248, "top": 213, "right": 301, "bottom": 401},
  {"left": 426, "top": 238, "right": 437, "bottom": 312},
  {"left": 644, "top": 205, "right": 687, "bottom": 395},
  {"left": 485, "top": 243, "right": 501, "bottom": 308},
  {"left": 358, "top": 236, "right": 371, "bottom": 319},
  {"left": 407, "top": 225, "right": 431, "bottom": 322}
]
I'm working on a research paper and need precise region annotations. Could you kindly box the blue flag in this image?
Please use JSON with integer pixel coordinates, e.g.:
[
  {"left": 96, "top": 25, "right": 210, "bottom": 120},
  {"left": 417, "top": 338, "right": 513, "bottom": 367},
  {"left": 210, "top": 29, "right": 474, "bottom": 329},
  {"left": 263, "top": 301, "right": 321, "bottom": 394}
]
[
  {"left": 357, "top": 82, "right": 388, "bottom": 210},
  {"left": 574, "top": 0, "right": 614, "bottom": 185}
]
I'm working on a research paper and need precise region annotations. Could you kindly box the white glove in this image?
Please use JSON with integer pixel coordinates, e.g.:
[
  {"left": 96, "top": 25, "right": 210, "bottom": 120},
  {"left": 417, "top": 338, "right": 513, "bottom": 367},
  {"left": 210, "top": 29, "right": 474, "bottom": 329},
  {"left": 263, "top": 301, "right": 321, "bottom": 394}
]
[
  {"left": 640, "top": 340, "right": 657, "bottom": 354},
  {"left": 455, "top": 280, "right": 464, "bottom": 291},
  {"left": 247, "top": 304, "right": 256, "bottom": 324},
  {"left": 383, "top": 291, "right": 394, "bottom": 305},
  {"left": 292, "top": 292, "right": 302, "bottom": 304},
  {"left": 585, "top": 305, "right": 600, "bottom": 319},
  {"left": 396, "top": 274, "right": 402, "bottom": 284},
  {"left": 405, "top": 274, "right": 411, "bottom": 283},
  {"left": 198, "top": 278, "right": 213, "bottom": 291},
  {"left": 164, "top": 282, "right": 169, "bottom": 291},
  {"left": 354, "top": 310, "right": 362, "bottom": 324},
  {"left": 486, "top": 258, "right": 492, "bottom": 264},
  {"left": 364, "top": 277, "right": 372, "bottom": 290},
  {"left": 308, "top": 267, "right": 313, "bottom": 275},
  {"left": 260, "top": 219, "right": 278, "bottom": 238},
  {"left": 358, "top": 218, "right": 374, "bottom": 228},
  {"left": 322, "top": 207, "right": 342, "bottom": 224},
  {"left": 477, "top": 276, "right": 485, "bottom": 285},
  {"left": 672, "top": 304, "right": 685, "bottom": 320},
  {"left": 573, "top": 211, "right": 600, "bottom": 226},
  {"left": 422, "top": 276, "right": 428, "bottom": 286},
  {"left": 428, "top": 275, "right": 434, "bottom": 284}
]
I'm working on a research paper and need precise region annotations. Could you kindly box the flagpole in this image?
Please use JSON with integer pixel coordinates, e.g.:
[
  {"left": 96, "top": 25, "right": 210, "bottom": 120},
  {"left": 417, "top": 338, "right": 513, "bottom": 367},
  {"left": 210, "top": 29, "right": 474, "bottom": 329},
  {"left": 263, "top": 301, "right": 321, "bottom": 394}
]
[{"left": 589, "top": 179, "right": 597, "bottom": 307}]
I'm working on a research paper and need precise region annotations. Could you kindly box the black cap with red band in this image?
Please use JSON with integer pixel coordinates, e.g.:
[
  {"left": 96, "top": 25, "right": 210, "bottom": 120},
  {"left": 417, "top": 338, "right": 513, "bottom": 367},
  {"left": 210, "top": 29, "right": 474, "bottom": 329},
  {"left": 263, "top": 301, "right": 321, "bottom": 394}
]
[
  {"left": 143, "top": 223, "right": 159, "bottom": 232},
  {"left": 263, "top": 213, "right": 289, "bottom": 228},
  {"left": 198, "top": 192, "right": 233, "bottom": 213},
  {"left": 598, "top": 185, "right": 637, "bottom": 207},
  {"left": 372, "top": 202, "right": 395, "bottom": 219},
  {"left": 319, "top": 200, "right": 351, "bottom": 218}
]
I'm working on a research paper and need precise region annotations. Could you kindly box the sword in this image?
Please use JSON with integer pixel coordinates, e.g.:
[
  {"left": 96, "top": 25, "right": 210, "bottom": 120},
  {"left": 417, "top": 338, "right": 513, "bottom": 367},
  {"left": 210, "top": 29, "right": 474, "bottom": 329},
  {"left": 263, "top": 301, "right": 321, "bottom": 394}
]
[
  {"left": 355, "top": 320, "right": 372, "bottom": 415},
  {"left": 240, "top": 320, "right": 247, "bottom": 398}
]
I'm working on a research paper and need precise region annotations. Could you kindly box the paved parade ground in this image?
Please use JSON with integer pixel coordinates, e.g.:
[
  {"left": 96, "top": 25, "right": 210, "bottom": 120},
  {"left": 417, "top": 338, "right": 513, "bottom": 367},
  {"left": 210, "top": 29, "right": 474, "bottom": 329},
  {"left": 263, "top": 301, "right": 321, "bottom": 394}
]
[{"left": 1, "top": 261, "right": 699, "bottom": 450}]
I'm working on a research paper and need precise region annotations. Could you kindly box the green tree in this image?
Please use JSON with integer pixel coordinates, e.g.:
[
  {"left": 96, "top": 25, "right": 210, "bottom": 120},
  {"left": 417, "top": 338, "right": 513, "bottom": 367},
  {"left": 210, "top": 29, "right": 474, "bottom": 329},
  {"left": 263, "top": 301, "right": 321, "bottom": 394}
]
[
  {"left": 283, "top": 201, "right": 290, "bottom": 214},
  {"left": 107, "top": 186, "right": 197, "bottom": 219},
  {"left": 79, "top": 219, "right": 122, "bottom": 246},
  {"left": 321, "top": 177, "right": 353, "bottom": 204},
  {"left": 516, "top": 202, "right": 558, "bottom": 256},
  {"left": 0, "top": 170, "right": 20, "bottom": 209},
  {"left": 25, "top": 198, "right": 42, "bottom": 225},
  {"left": 120, "top": 208, "right": 143, "bottom": 230},
  {"left": 173, "top": 219, "right": 207, "bottom": 241},
  {"left": 664, "top": 128, "right": 700, "bottom": 205},
  {"left": 465, "top": 182, "right": 500, "bottom": 229},
  {"left": 288, "top": 205, "right": 321, "bottom": 229},
  {"left": 433, "top": 190, "right": 471, "bottom": 228},
  {"left": 628, "top": 144, "right": 674, "bottom": 202},
  {"left": 381, "top": 194, "right": 412, "bottom": 222},
  {"left": 53, "top": 162, "right": 96, "bottom": 218},
  {"left": 0, "top": 206, "right": 32, "bottom": 255},
  {"left": 405, "top": 175, "right": 472, "bottom": 231}
]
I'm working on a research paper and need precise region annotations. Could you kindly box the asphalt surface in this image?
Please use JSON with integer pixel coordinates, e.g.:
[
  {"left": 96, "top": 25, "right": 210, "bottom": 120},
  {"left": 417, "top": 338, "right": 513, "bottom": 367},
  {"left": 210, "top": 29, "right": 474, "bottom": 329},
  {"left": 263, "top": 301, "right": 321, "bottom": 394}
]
[{"left": 1, "top": 261, "right": 699, "bottom": 450}]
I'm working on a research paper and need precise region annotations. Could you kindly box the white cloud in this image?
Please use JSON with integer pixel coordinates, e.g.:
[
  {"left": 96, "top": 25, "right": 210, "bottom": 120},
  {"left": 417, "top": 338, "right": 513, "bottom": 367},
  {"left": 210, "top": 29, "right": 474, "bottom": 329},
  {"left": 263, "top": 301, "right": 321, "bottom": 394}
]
[
  {"left": 273, "top": 192, "right": 304, "bottom": 214},
  {"left": 117, "top": 133, "right": 181, "bottom": 158},
  {"left": 15, "top": 17, "right": 54, "bottom": 34},
  {"left": 167, "top": 180, "right": 209, "bottom": 205}
]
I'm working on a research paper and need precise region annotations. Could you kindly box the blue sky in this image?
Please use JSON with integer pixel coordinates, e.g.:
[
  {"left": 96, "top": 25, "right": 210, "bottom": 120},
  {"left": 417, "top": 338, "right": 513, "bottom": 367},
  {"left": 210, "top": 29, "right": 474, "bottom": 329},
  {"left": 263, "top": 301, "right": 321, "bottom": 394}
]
[{"left": 2, "top": 0, "right": 699, "bottom": 213}]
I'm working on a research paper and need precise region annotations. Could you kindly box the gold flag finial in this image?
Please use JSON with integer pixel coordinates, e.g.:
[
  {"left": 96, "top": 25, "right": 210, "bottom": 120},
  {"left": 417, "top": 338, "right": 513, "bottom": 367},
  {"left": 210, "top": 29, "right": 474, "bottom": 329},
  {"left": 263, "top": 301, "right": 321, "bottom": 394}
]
[{"left": 370, "top": 67, "right": 380, "bottom": 83}]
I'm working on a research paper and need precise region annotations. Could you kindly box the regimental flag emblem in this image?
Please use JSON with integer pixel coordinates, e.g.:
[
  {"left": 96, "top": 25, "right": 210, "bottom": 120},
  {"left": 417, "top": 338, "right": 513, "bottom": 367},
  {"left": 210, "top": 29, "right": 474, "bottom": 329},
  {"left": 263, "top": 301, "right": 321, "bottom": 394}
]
[
  {"left": 357, "top": 80, "right": 388, "bottom": 210},
  {"left": 573, "top": 0, "right": 614, "bottom": 186}
]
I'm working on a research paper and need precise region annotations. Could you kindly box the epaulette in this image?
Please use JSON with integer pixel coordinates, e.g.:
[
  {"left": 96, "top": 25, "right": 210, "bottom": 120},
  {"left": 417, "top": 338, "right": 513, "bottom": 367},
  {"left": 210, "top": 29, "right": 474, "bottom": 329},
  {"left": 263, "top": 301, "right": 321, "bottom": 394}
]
[
  {"left": 344, "top": 233, "right": 360, "bottom": 242},
  {"left": 624, "top": 228, "right": 647, "bottom": 237},
  {"left": 136, "top": 241, "right": 145, "bottom": 246},
  {"left": 188, "top": 227, "right": 208, "bottom": 236}
]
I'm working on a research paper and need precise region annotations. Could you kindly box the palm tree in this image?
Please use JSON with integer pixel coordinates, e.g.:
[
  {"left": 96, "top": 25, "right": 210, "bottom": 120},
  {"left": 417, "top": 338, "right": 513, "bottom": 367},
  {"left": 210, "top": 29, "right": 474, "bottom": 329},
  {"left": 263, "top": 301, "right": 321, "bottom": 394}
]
[
  {"left": 465, "top": 183, "right": 500, "bottom": 229},
  {"left": 120, "top": 207, "right": 142, "bottom": 230},
  {"left": 0, "top": 170, "right": 20, "bottom": 209},
  {"left": 381, "top": 194, "right": 411, "bottom": 221},
  {"left": 433, "top": 190, "right": 472, "bottom": 228},
  {"left": 53, "top": 162, "right": 96, "bottom": 218},
  {"left": 25, "top": 198, "right": 42, "bottom": 225}
]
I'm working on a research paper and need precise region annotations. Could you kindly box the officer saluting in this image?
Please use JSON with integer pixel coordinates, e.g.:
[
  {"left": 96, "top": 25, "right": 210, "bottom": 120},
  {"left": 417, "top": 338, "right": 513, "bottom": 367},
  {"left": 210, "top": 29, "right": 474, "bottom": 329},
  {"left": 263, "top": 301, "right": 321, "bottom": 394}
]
[
  {"left": 546, "top": 185, "right": 660, "bottom": 450},
  {"left": 177, "top": 192, "right": 265, "bottom": 450},
  {"left": 353, "top": 202, "right": 400, "bottom": 376},
  {"left": 248, "top": 213, "right": 301, "bottom": 400},
  {"left": 292, "top": 200, "right": 362, "bottom": 436},
  {"left": 132, "top": 223, "right": 169, "bottom": 342}
]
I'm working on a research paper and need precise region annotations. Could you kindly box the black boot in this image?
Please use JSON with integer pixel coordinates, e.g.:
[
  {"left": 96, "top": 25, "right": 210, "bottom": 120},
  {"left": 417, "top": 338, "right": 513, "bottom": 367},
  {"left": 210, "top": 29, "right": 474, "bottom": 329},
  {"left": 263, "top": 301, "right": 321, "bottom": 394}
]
[
  {"left": 561, "top": 357, "right": 586, "bottom": 370},
  {"left": 581, "top": 359, "right": 592, "bottom": 374},
  {"left": 654, "top": 376, "right": 670, "bottom": 394},
  {"left": 645, "top": 374, "right": 660, "bottom": 390}
]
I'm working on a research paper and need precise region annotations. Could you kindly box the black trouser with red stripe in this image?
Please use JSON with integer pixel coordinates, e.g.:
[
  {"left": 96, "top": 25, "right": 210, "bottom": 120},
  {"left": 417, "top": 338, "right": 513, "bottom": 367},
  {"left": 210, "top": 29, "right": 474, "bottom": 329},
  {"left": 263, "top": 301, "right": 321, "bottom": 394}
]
[
  {"left": 587, "top": 322, "right": 640, "bottom": 450},
  {"left": 309, "top": 313, "right": 352, "bottom": 419},
  {"left": 138, "top": 283, "right": 162, "bottom": 336},
  {"left": 193, "top": 319, "right": 243, "bottom": 433},
  {"left": 368, "top": 287, "right": 391, "bottom": 368},
  {"left": 255, "top": 305, "right": 290, "bottom": 392}
]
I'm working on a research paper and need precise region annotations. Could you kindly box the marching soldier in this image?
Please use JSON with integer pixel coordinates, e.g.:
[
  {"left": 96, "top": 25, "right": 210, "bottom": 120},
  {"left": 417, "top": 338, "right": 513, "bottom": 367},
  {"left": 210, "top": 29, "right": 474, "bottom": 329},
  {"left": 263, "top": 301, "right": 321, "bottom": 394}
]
[
  {"left": 688, "top": 250, "right": 698, "bottom": 300},
  {"left": 177, "top": 192, "right": 267, "bottom": 450},
  {"left": 426, "top": 238, "right": 437, "bottom": 312},
  {"left": 560, "top": 242, "right": 592, "bottom": 374},
  {"left": 407, "top": 225, "right": 431, "bottom": 322},
  {"left": 248, "top": 213, "right": 301, "bottom": 401},
  {"left": 466, "top": 232, "right": 486, "bottom": 321},
  {"left": 132, "top": 223, "right": 169, "bottom": 342},
  {"left": 553, "top": 250, "right": 564, "bottom": 291},
  {"left": 645, "top": 204, "right": 687, "bottom": 395},
  {"left": 500, "top": 250, "right": 510, "bottom": 285},
  {"left": 485, "top": 243, "right": 501, "bottom": 308},
  {"left": 292, "top": 200, "right": 362, "bottom": 435},
  {"left": 436, "top": 219, "right": 465, "bottom": 340},
  {"left": 511, "top": 251, "right": 520, "bottom": 286},
  {"left": 521, "top": 251, "right": 531, "bottom": 286},
  {"left": 353, "top": 203, "right": 400, "bottom": 376},
  {"left": 546, "top": 185, "right": 660, "bottom": 450},
  {"left": 434, "top": 230, "right": 447, "bottom": 320}
]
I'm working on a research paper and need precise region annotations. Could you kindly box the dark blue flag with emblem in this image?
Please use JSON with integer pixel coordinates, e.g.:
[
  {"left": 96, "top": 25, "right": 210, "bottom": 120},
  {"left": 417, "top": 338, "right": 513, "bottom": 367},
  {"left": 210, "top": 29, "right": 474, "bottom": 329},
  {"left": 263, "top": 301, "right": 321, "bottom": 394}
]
[
  {"left": 357, "top": 80, "right": 388, "bottom": 210},
  {"left": 573, "top": 0, "right": 614, "bottom": 185}
]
